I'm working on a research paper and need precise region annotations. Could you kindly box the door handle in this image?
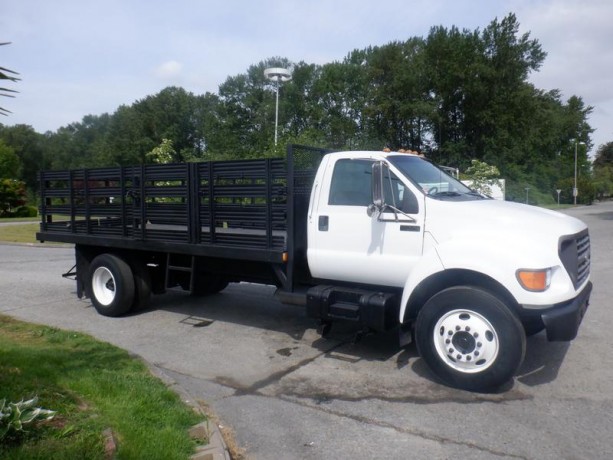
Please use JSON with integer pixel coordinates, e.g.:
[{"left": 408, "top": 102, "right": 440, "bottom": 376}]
[{"left": 319, "top": 215, "right": 329, "bottom": 231}]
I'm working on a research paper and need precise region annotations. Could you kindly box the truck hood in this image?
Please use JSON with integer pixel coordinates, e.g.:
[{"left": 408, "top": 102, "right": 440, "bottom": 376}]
[{"left": 425, "top": 198, "right": 587, "bottom": 244}]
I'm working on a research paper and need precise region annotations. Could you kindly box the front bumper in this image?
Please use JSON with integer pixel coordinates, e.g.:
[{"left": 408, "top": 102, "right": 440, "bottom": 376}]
[{"left": 540, "top": 281, "right": 592, "bottom": 341}]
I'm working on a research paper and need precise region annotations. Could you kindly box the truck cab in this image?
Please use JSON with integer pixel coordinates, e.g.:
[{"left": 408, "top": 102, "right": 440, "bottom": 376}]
[{"left": 305, "top": 150, "right": 591, "bottom": 390}]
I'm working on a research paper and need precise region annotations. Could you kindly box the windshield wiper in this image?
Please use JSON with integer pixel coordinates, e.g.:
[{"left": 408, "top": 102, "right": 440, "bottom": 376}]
[
  {"left": 430, "top": 191, "right": 462, "bottom": 197},
  {"left": 465, "top": 191, "right": 489, "bottom": 199}
]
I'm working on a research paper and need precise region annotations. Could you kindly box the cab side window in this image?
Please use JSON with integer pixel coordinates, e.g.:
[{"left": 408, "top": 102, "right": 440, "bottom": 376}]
[
  {"left": 383, "top": 168, "right": 419, "bottom": 214},
  {"left": 328, "top": 159, "right": 373, "bottom": 206}
]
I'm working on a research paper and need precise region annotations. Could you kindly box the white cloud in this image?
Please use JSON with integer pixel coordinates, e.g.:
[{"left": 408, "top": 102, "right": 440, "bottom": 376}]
[{"left": 154, "top": 60, "right": 183, "bottom": 80}]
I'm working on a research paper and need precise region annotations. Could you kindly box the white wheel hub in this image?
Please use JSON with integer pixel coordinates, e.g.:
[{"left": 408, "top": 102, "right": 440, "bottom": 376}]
[
  {"left": 92, "top": 266, "right": 116, "bottom": 306},
  {"left": 433, "top": 309, "right": 499, "bottom": 373}
]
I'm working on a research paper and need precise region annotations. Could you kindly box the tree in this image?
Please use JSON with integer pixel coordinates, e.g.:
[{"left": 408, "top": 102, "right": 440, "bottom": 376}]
[
  {"left": 0, "top": 178, "right": 26, "bottom": 216},
  {"left": 0, "top": 139, "right": 20, "bottom": 177},
  {"left": 593, "top": 142, "right": 613, "bottom": 199},
  {"left": 593, "top": 142, "right": 613, "bottom": 168},
  {"left": 0, "top": 124, "right": 44, "bottom": 192},
  {"left": 462, "top": 159, "right": 502, "bottom": 197},
  {"left": 146, "top": 138, "right": 176, "bottom": 164},
  {"left": 1, "top": 42, "right": 19, "bottom": 116}
]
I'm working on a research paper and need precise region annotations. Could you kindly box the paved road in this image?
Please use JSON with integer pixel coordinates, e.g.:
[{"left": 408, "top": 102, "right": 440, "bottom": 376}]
[{"left": 1, "top": 202, "right": 612, "bottom": 459}]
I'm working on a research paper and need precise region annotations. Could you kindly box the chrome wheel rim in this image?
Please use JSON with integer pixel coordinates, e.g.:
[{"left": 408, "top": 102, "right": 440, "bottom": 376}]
[
  {"left": 92, "top": 266, "right": 116, "bottom": 306},
  {"left": 433, "top": 309, "right": 499, "bottom": 373}
]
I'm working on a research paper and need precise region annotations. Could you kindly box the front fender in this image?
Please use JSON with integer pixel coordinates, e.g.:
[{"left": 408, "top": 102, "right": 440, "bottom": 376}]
[
  {"left": 399, "top": 233, "right": 444, "bottom": 321},
  {"left": 399, "top": 234, "right": 574, "bottom": 323}
]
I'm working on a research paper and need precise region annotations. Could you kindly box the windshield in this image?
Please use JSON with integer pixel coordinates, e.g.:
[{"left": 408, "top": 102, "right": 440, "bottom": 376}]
[{"left": 388, "top": 155, "right": 482, "bottom": 200}]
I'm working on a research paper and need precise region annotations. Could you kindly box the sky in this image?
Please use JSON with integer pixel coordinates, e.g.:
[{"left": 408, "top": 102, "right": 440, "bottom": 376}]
[{"left": 1, "top": 0, "right": 612, "bottom": 155}]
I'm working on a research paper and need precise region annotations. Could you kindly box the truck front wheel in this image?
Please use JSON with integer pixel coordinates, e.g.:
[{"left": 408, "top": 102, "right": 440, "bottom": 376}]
[
  {"left": 89, "top": 254, "right": 135, "bottom": 317},
  {"left": 415, "top": 286, "right": 526, "bottom": 392}
]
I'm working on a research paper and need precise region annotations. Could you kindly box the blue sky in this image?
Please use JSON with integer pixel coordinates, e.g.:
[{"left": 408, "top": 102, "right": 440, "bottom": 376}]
[{"left": 2, "top": 0, "right": 611, "bottom": 154}]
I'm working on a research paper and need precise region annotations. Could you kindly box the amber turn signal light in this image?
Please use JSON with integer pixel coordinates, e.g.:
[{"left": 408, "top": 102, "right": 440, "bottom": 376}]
[{"left": 516, "top": 269, "right": 551, "bottom": 292}]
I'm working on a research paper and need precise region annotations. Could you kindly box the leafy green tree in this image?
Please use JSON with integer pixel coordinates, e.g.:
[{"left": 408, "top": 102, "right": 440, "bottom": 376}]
[
  {"left": 215, "top": 58, "right": 295, "bottom": 157},
  {"left": 0, "top": 124, "right": 44, "bottom": 192},
  {"left": 462, "top": 159, "right": 502, "bottom": 196},
  {"left": 0, "top": 139, "right": 20, "bottom": 177},
  {"left": 593, "top": 142, "right": 613, "bottom": 168},
  {"left": 0, "top": 178, "right": 26, "bottom": 215},
  {"left": 146, "top": 138, "right": 176, "bottom": 164},
  {"left": 44, "top": 113, "right": 111, "bottom": 170},
  {"left": 593, "top": 142, "right": 613, "bottom": 199}
]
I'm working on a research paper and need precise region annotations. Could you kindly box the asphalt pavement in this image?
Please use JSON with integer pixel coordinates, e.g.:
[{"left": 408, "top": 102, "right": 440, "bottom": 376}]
[{"left": 1, "top": 201, "right": 612, "bottom": 459}]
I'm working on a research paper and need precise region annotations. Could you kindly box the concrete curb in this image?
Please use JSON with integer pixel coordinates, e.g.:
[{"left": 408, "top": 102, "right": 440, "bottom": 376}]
[
  {"left": 189, "top": 420, "right": 231, "bottom": 460},
  {"left": 147, "top": 362, "right": 231, "bottom": 460}
]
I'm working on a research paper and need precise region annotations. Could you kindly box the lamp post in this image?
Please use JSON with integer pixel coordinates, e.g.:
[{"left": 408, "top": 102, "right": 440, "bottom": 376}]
[
  {"left": 264, "top": 67, "right": 292, "bottom": 146},
  {"left": 574, "top": 141, "right": 586, "bottom": 205}
]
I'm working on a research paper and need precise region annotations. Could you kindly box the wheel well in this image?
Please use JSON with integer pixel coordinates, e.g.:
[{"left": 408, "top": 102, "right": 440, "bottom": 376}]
[{"left": 403, "top": 269, "right": 520, "bottom": 323}]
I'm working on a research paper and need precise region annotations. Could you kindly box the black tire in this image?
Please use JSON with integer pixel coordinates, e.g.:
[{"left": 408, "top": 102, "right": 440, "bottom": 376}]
[
  {"left": 131, "top": 261, "right": 152, "bottom": 310},
  {"left": 191, "top": 275, "right": 228, "bottom": 296},
  {"left": 89, "top": 254, "right": 135, "bottom": 317},
  {"left": 415, "top": 286, "right": 526, "bottom": 392}
]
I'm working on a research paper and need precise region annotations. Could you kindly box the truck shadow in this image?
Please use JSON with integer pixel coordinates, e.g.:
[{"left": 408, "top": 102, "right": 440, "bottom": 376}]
[
  {"left": 144, "top": 283, "right": 317, "bottom": 341},
  {"left": 516, "top": 333, "right": 570, "bottom": 387},
  {"left": 142, "top": 283, "right": 571, "bottom": 391}
]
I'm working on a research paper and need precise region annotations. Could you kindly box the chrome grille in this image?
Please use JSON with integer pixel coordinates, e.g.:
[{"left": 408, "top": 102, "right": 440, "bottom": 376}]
[
  {"left": 559, "top": 230, "right": 591, "bottom": 289},
  {"left": 576, "top": 233, "right": 590, "bottom": 287}
]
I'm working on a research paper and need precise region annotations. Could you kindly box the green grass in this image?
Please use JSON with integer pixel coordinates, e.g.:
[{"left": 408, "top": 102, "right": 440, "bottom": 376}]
[
  {"left": 0, "top": 223, "right": 41, "bottom": 244},
  {"left": 0, "top": 216, "right": 41, "bottom": 222},
  {"left": 0, "top": 315, "right": 205, "bottom": 459}
]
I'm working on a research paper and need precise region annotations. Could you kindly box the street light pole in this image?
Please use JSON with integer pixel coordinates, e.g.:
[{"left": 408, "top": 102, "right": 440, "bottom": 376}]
[
  {"left": 574, "top": 141, "right": 585, "bottom": 205},
  {"left": 264, "top": 67, "right": 292, "bottom": 146}
]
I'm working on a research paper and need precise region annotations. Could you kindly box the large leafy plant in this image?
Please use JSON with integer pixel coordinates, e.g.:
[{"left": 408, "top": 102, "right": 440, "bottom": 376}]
[{"left": 0, "top": 397, "right": 56, "bottom": 440}]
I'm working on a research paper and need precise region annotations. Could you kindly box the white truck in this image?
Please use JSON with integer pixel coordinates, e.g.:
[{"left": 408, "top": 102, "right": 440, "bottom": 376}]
[{"left": 37, "top": 145, "right": 592, "bottom": 391}]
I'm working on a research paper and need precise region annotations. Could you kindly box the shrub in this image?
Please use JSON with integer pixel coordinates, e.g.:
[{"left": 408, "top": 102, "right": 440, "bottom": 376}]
[{"left": 12, "top": 205, "right": 38, "bottom": 217}]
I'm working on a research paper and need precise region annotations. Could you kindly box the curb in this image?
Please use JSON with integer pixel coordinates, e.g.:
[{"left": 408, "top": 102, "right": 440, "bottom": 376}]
[
  {"left": 189, "top": 420, "right": 231, "bottom": 460},
  {"left": 147, "top": 362, "right": 232, "bottom": 460}
]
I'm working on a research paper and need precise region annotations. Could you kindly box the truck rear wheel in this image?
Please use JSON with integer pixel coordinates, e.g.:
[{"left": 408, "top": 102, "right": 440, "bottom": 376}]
[
  {"left": 130, "top": 260, "right": 152, "bottom": 310},
  {"left": 415, "top": 286, "right": 526, "bottom": 392},
  {"left": 89, "top": 254, "right": 135, "bottom": 317}
]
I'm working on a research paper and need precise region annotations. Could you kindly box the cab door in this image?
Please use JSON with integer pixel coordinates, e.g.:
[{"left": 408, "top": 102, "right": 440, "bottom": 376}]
[{"left": 307, "top": 157, "right": 425, "bottom": 287}]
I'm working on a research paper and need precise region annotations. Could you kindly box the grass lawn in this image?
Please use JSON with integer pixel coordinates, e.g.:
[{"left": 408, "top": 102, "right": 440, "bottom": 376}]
[
  {"left": 0, "top": 223, "right": 41, "bottom": 244},
  {"left": 0, "top": 315, "right": 205, "bottom": 459}
]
